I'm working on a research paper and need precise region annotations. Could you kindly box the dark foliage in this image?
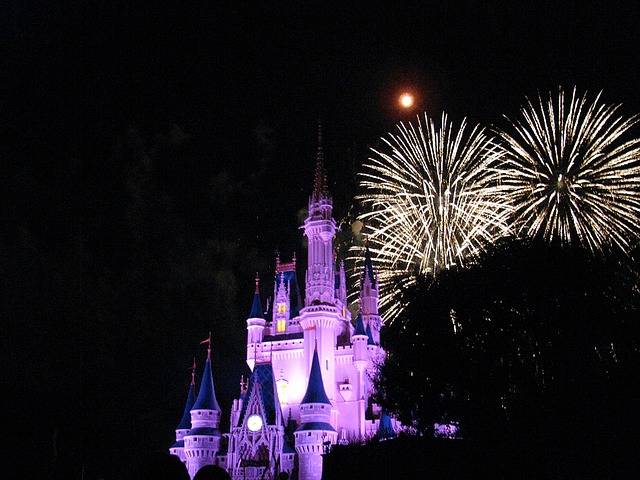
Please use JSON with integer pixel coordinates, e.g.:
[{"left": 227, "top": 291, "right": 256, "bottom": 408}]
[{"left": 373, "top": 238, "right": 640, "bottom": 476}]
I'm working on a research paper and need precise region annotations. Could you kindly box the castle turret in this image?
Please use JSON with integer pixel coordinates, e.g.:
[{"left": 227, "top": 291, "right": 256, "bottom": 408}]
[
  {"left": 295, "top": 346, "right": 337, "bottom": 480},
  {"left": 360, "top": 242, "right": 382, "bottom": 345},
  {"left": 184, "top": 343, "right": 223, "bottom": 478},
  {"left": 246, "top": 275, "right": 266, "bottom": 370},
  {"left": 352, "top": 311, "right": 369, "bottom": 374},
  {"left": 300, "top": 127, "right": 341, "bottom": 403},
  {"left": 169, "top": 361, "right": 197, "bottom": 464},
  {"left": 304, "top": 125, "right": 337, "bottom": 306}
]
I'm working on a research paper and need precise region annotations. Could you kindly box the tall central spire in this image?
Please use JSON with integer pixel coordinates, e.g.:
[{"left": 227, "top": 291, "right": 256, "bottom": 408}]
[
  {"left": 312, "top": 123, "right": 329, "bottom": 204},
  {"left": 304, "top": 123, "right": 337, "bottom": 305}
]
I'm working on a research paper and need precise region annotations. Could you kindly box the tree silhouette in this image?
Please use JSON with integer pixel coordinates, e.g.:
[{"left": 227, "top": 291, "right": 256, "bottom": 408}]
[{"left": 374, "top": 238, "right": 640, "bottom": 476}]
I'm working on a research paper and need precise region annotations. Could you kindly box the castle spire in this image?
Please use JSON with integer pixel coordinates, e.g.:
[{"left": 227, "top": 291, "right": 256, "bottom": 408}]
[
  {"left": 169, "top": 360, "right": 198, "bottom": 462},
  {"left": 304, "top": 124, "right": 337, "bottom": 305},
  {"left": 249, "top": 273, "right": 264, "bottom": 319},
  {"left": 192, "top": 343, "right": 221, "bottom": 412},
  {"left": 185, "top": 341, "right": 223, "bottom": 477},
  {"left": 353, "top": 310, "right": 367, "bottom": 337},
  {"left": 300, "top": 344, "right": 331, "bottom": 405},
  {"left": 365, "top": 322, "right": 376, "bottom": 346},
  {"left": 176, "top": 360, "right": 197, "bottom": 430},
  {"left": 363, "top": 240, "right": 377, "bottom": 288},
  {"left": 312, "top": 122, "right": 329, "bottom": 204}
]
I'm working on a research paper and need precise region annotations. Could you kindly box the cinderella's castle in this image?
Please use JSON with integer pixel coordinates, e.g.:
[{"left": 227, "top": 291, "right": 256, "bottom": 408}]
[{"left": 169, "top": 134, "right": 395, "bottom": 479}]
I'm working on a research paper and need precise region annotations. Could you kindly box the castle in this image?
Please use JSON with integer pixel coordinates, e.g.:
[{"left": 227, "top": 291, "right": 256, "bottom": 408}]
[{"left": 169, "top": 134, "right": 395, "bottom": 479}]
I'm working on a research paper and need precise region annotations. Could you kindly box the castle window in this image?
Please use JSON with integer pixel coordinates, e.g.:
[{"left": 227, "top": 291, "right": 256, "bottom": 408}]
[
  {"left": 277, "top": 319, "right": 286, "bottom": 333},
  {"left": 277, "top": 303, "right": 286, "bottom": 314}
]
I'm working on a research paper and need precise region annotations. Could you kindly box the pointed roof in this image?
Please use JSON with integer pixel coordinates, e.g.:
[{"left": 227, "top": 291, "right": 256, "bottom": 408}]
[
  {"left": 249, "top": 273, "right": 264, "bottom": 319},
  {"left": 176, "top": 369, "right": 197, "bottom": 430},
  {"left": 236, "top": 363, "right": 281, "bottom": 427},
  {"left": 354, "top": 312, "right": 367, "bottom": 337},
  {"left": 192, "top": 349, "right": 221, "bottom": 411},
  {"left": 311, "top": 123, "right": 329, "bottom": 204},
  {"left": 301, "top": 346, "right": 331, "bottom": 405},
  {"left": 366, "top": 323, "right": 375, "bottom": 346},
  {"left": 377, "top": 410, "right": 396, "bottom": 439},
  {"left": 363, "top": 241, "right": 376, "bottom": 287}
]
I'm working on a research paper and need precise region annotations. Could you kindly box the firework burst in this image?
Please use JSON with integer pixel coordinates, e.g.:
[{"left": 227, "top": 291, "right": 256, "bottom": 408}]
[
  {"left": 352, "top": 113, "right": 512, "bottom": 322},
  {"left": 497, "top": 87, "right": 640, "bottom": 253}
]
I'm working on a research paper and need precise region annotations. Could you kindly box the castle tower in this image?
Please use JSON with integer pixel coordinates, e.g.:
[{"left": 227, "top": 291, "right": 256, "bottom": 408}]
[
  {"left": 294, "top": 346, "right": 338, "bottom": 480},
  {"left": 170, "top": 361, "right": 196, "bottom": 464},
  {"left": 304, "top": 125, "right": 337, "bottom": 306},
  {"left": 300, "top": 127, "right": 341, "bottom": 404},
  {"left": 246, "top": 275, "right": 266, "bottom": 370},
  {"left": 360, "top": 242, "right": 382, "bottom": 345},
  {"left": 183, "top": 344, "right": 223, "bottom": 478}
]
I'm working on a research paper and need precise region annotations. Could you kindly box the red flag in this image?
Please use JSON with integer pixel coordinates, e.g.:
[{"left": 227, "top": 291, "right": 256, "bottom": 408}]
[{"left": 199, "top": 337, "right": 210, "bottom": 344}]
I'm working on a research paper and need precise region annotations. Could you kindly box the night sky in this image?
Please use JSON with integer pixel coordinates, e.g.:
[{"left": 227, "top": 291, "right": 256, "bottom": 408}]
[{"left": 3, "top": 2, "right": 640, "bottom": 479}]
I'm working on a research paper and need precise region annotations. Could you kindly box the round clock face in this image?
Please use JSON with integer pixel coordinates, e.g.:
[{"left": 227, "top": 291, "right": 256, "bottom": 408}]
[{"left": 247, "top": 414, "right": 263, "bottom": 432}]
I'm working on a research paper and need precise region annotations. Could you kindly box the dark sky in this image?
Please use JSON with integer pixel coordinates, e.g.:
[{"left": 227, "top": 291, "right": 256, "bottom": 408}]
[{"left": 3, "top": 2, "right": 640, "bottom": 479}]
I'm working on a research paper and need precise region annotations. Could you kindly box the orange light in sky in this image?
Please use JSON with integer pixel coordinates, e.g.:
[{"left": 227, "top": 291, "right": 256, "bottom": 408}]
[{"left": 399, "top": 93, "right": 414, "bottom": 108}]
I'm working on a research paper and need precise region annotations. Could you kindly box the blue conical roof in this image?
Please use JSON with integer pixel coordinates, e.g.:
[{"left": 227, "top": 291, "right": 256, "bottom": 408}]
[
  {"left": 249, "top": 274, "right": 264, "bottom": 318},
  {"left": 366, "top": 323, "right": 375, "bottom": 345},
  {"left": 301, "top": 347, "right": 331, "bottom": 405},
  {"left": 363, "top": 243, "right": 376, "bottom": 287},
  {"left": 236, "top": 363, "right": 280, "bottom": 427},
  {"left": 176, "top": 374, "right": 196, "bottom": 430},
  {"left": 354, "top": 312, "right": 366, "bottom": 336},
  {"left": 192, "top": 350, "right": 221, "bottom": 411},
  {"left": 377, "top": 409, "right": 396, "bottom": 439}
]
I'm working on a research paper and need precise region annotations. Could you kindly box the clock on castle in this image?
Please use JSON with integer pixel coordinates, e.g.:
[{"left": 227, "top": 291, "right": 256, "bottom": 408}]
[{"left": 169, "top": 128, "right": 397, "bottom": 479}]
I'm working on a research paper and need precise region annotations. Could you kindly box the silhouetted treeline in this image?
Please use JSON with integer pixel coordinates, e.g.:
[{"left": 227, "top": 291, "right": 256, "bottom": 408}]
[{"left": 370, "top": 238, "right": 640, "bottom": 478}]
